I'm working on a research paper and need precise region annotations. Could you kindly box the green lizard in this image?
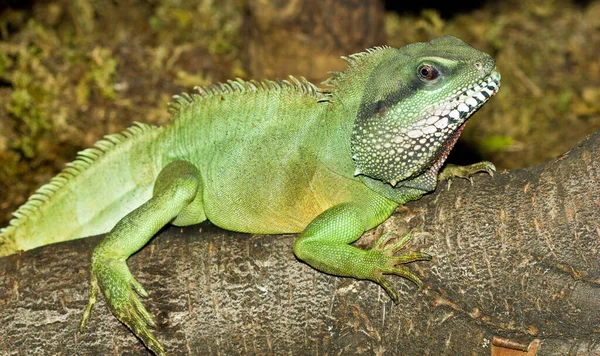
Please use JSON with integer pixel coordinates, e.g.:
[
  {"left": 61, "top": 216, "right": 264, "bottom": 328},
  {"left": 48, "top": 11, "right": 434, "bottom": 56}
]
[{"left": 0, "top": 35, "right": 500, "bottom": 354}]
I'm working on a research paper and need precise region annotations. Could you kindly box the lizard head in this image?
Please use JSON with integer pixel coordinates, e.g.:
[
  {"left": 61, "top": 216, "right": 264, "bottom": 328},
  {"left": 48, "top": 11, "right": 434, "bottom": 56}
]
[{"left": 351, "top": 35, "right": 501, "bottom": 187}]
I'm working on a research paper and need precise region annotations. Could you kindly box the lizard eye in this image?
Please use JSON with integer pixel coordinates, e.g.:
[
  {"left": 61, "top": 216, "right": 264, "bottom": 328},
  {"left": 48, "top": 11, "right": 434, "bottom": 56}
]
[{"left": 417, "top": 64, "right": 439, "bottom": 82}]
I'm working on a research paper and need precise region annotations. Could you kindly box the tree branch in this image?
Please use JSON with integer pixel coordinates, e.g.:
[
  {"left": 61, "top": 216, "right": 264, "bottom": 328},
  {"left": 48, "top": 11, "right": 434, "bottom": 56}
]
[{"left": 1, "top": 131, "right": 599, "bottom": 355}]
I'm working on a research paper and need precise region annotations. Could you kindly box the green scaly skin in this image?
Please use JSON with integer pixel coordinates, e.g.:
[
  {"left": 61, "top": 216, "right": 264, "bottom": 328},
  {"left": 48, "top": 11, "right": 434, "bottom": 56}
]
[{"left": 0, "top": 36, "right": 501, "bottom": 354}]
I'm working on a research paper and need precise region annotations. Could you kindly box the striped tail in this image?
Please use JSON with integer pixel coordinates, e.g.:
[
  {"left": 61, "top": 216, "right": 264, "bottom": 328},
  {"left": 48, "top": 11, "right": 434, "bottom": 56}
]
[{"left": 0, "top": 122, "right": 165, "bottom": 256}]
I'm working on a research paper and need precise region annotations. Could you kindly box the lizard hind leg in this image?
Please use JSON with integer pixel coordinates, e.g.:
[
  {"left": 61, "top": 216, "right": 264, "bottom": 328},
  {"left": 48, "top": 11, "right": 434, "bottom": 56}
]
[
  {"left": 154, "top": 161, "right": 206, "bottom": 226},
  {"left": 79, "top": 160, "right": 205, "bottom": 356}
]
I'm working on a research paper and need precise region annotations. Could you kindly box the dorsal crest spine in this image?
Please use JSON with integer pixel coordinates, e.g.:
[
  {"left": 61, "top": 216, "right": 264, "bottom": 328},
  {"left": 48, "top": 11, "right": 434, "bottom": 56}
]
[
  {"left": 322, "top": 45, "right": 393, "bottom": 89},
  {"left": 167, "top": 76, "right": 331, "bottom": 118}
]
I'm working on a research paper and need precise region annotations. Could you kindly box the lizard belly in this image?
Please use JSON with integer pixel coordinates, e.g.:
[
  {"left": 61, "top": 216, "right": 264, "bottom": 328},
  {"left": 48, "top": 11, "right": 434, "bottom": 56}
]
[{"left": 201, "top": 161, "right": 362, "bottom": 234}]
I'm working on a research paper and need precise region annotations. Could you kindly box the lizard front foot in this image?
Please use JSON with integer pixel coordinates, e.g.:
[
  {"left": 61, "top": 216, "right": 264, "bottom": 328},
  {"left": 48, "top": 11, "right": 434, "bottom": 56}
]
[
  {"left": 363, "top": 231, "right": 431, "bottom": 302},
  {"left": 438, "top": 161, "right": 496, "bottom": 188},
  {"left": 80, "top": 257, "right": 166, "bottom": 356}
]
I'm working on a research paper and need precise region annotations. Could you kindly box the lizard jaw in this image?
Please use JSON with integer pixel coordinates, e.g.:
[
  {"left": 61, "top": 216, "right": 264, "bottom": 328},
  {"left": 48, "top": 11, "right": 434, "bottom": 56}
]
[
  {"left": 356, "top": 70, "right": 501, "bottom": 187},
  {"left": 424, "top": 70, "right": 501, "bottom": 176}
]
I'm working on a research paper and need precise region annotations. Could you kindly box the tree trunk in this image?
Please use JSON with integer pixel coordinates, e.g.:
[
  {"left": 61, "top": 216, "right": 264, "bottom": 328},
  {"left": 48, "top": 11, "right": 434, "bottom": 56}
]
[{"left": 1, "top": 131, "right": 599, "bottom": 355}]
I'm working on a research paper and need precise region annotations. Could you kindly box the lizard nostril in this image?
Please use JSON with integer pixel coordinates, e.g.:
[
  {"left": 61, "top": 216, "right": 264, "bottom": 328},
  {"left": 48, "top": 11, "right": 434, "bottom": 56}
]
[{"left": 474, "top": 62, "right": 483, "bottom": 71}]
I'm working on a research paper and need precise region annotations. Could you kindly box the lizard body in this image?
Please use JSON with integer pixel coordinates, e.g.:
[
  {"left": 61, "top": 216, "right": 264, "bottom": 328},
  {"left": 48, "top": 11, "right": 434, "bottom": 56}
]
[{"left": 0, "top": 36, "right": 500, "bottom": 354}]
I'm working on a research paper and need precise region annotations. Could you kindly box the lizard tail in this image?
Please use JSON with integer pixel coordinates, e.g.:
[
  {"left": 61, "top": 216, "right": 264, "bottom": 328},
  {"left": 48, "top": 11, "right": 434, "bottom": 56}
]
[{"left": 0, "top": 122, "right": 165, "bottom": 257}]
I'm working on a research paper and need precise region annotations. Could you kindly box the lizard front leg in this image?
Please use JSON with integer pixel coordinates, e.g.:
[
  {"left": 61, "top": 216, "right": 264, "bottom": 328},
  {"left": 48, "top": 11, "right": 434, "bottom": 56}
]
[
  {"left": 292, "top": 197, "right": 431, "bottom": 302},
  {"left": 80, "top": 160, "right": 205, "bottom": 356},
  {"left": 438, "top": 161, "right": 496, "bottom": 182}
]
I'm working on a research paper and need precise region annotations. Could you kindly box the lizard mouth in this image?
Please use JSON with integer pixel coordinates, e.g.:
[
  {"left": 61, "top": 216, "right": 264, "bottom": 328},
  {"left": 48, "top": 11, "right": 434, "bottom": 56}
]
[
  {"left": 386, "top": 71, "right": 501, "bottom": 185},
  {"left": 421, "top": 71, "right": 502, "bottom": 174},
  {"left": 404, "top": 71, "right": 501, "bottom": 143}
]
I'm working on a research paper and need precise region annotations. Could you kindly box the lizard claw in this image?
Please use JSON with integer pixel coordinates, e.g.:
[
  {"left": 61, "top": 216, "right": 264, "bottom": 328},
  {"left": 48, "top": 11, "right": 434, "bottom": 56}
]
[{"left": 366, "top": 230, "right": 431, "bottom": 301}]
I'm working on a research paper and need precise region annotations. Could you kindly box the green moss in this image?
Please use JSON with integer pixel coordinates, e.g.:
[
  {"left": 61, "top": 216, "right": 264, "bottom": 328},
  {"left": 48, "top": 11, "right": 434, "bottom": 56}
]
[
  {"left": 0, "top": 51, "right": 13, "bottom": 80},
  {"left": 5, "top": 46, "right": 54, "bottom": 158},
  {"left": 557, "top": 90, "right": 574, "bottom": 113},
  {"left": 151, "top": 0, "right": 242, "bottom": 56},
  {"left": 477, "top": 135, "right": 515, "bottom": 154},
  {"left": 88, "top": 47, "right": 118, "bottom": 100}
]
